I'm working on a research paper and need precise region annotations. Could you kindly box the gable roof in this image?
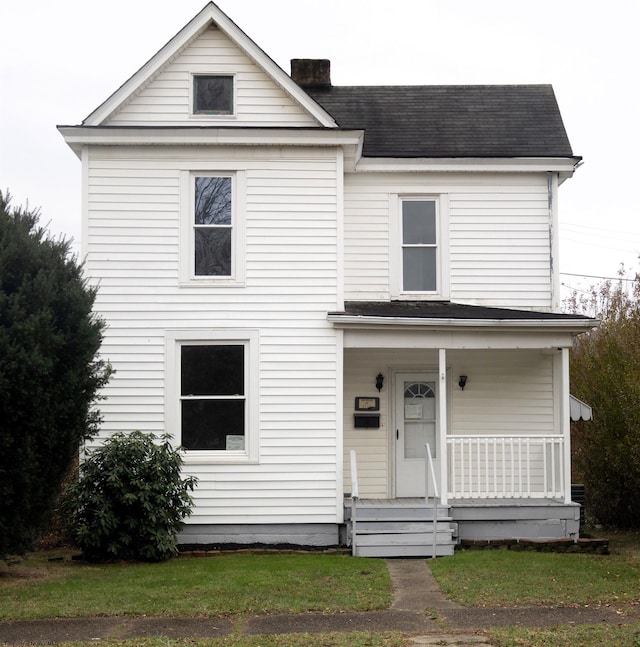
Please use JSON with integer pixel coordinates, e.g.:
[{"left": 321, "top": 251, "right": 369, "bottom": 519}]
[
  {"left": 305, "top": 85, "right": 574, "bottom": 158},
  {"left": 83, "top": 2, "right": 336, "bottom": 128},
  {"left": 74, "top": 3, "right": 577, "bottom": 164}
]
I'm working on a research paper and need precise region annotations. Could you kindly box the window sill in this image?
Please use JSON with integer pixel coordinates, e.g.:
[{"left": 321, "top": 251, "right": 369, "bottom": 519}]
[
  {"left": 182, "top": 451, "right": 258, "bottom": 465},
  {"left": 179, "top": 278, "right": 246, "bottom": 288},
  {"left": 393, "top": 293, "right": 449, "bottom": 301}
]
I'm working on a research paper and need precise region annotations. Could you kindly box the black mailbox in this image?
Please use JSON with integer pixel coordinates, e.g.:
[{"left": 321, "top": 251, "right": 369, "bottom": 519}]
[{"left": 354, "top": 413, "right": 380, "bottom": 429}]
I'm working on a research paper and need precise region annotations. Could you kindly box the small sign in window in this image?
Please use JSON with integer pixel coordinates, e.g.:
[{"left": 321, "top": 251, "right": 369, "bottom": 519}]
[{"left": 226, "top": 435, "right": 245, "bottom": 451}]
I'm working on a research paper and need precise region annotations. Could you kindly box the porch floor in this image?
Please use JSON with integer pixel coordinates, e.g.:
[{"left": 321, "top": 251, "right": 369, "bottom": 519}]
[{"left": 345, "top": 497, "right": 568, "bottom": 507}]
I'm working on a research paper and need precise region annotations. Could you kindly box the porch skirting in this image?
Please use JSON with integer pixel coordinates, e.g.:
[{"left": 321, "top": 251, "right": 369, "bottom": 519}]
[
  {"left": 176, "top": 500, "right": 580, "bottom": 552},
  {"left": 450, "top": 499, "right": 580, "bottom": 541}
]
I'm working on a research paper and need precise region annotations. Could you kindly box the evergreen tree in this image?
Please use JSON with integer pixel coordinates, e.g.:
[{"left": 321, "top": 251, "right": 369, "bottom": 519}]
[
  {"left": 567, "top": 267, "right": 640, "bottom": 528},
  {"left": 0, "top": 191, "right": 111, "bottom": 557}
]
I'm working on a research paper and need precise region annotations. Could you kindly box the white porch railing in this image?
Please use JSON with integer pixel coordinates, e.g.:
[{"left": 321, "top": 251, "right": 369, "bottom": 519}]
[{"left": 447, "top": 435, "right": 565, "bottom": 500}]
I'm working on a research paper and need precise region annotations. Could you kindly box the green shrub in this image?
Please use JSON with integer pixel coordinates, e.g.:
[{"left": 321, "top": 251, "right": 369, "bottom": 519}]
[
  {"left": 67, "top": 431, "right": 197, "bottom": 561},
  {"left": 0, "top": 191, "right": 111, "bottom": 559}
]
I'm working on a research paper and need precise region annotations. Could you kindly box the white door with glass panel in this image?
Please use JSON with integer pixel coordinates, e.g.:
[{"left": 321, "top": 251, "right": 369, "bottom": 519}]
[{"left": 395, "top": 373, "right": 438, "bottom": 497}]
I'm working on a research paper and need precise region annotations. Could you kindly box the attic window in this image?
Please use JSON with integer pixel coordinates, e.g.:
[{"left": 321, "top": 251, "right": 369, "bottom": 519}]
[{"left": 193, "top": 75, "right": 234, "bottom": 115}]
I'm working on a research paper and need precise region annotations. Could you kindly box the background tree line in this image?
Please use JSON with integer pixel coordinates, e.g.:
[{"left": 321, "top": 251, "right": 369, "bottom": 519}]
[{"left": 567, "top": 266, "right": 640, "bottom": 529}]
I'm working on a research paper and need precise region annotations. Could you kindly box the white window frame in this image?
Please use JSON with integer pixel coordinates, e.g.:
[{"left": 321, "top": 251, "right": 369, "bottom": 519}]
[
  {"left": 179, "top": 170, "right": 246, "bottom": 286},
  {"left": 190, "top": 73, "right": 237, "bottom": 120},
  {"left": 166, "top": 330, "right": 259, "bottom": 464},
  {"left": 390, "top": 194, "right": 450, "bottom": 300}
]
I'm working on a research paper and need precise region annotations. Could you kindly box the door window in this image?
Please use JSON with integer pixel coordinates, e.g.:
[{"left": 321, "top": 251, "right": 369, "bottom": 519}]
[{"left": 403, "top": 381, "right": 436, "bottom": 458}]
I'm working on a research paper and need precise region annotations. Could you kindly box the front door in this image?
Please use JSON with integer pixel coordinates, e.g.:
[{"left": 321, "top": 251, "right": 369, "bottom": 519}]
[{"left": 395, "top": 372, "right": 438, "bottom": 497}]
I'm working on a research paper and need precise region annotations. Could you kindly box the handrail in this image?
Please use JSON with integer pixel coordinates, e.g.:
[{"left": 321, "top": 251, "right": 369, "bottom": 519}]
[
  {"left": 425, "top": 443, "right": 439, "bottom": 558},
  {"left": 350, "top": 449, "right": 359, "bottom": 557},
  {"left": 350, "top": 449, "right": 359, "bottom": 500},
  {"left": 424, "top": 443, "right": 439, "bottom": 500}
]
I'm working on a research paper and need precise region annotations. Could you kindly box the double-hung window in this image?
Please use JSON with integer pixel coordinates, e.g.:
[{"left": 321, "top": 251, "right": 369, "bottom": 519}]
[
  {"left": 402, "top": 199, "right": 438, "bottom": 292},
  {"left": 181, "top": 171, "right": 245, "bottom": 285},
  {"left": 194, "top": 176, "right": 232, "bottom": 277},
  {"left": 180, "top": 343, "right": 246, "bottom": 451},
  {"left": 168, "top": 330, "right": 258, "bottom": 462},
  {"left": 393, "top": 196, "right": 449, "bottom": 298}
]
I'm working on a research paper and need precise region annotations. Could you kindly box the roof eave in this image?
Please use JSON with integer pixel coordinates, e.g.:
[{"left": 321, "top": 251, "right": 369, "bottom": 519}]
[
  {"left": 56, "top": 125, "right": 364, "bottom": 165},
  {"left": 355, "top": 156, "right": 582, "bottom": 176},
  {"left": 327, "top": 313, "right": 598, "bottom": 333}
]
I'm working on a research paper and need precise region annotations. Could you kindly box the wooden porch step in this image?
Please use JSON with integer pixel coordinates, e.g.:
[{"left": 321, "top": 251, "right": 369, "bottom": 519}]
[
  {"left": 354, "top": 527, "right": 456, "bottom": 558},
  {"left": 356, "top": 520, "right": 453, "bottom": 534},
  {"left": 347, "top": 501, "right": 457, "bottom": 558},
  {"left": 357, "top": 531, "right": 455, "bottom": 546},
  {"left": 353, "top": 509, "right": 452, "bottom": 523},
  {"left": 356, "top": 543, "right": 455, "bottom": 558}
]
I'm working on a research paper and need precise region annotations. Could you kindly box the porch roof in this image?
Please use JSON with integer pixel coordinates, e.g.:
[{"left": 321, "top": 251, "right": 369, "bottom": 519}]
[{"left": 328, "top": 301, "right": 597, "bottom": 332}]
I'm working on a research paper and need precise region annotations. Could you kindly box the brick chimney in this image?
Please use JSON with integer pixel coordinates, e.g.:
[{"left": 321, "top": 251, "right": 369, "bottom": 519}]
[{"left": 290, "top": 59, "right": 331, "bottom": 87}]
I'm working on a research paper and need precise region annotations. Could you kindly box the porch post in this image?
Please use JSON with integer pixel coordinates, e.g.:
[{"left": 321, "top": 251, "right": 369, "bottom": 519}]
[
  {"left": 438, "top": 348, "right": 448, "bottom": 505},
  {"left": 561, "top": 347, "right": 572, "bottom": 504}
]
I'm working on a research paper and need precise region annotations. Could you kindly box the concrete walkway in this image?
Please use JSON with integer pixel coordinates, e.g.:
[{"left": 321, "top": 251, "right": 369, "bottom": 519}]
[{"left": 0, "top": 558, "right": 633, "bottom": 646}]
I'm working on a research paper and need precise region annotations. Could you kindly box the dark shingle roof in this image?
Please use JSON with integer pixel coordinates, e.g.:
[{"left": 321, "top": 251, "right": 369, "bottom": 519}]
[
  {"left": 330, "top": 301, "right": 593, "bottom": 322},
  {"left": 305, "top": 85, "right": 573, "bottom": 158}
]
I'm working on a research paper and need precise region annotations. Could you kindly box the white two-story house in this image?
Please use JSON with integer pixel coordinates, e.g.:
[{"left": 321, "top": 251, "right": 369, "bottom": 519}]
[{"left": 59, "top": 2, "right": 596, "bottom": 557}]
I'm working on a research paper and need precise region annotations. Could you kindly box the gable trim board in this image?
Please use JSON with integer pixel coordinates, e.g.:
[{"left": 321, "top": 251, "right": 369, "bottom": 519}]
[
  {"left": 60, "top": 2, "right": 594, "bottom": 552},
  {"left": 83, "top": 3, "right": 336, "bottom": 129}
]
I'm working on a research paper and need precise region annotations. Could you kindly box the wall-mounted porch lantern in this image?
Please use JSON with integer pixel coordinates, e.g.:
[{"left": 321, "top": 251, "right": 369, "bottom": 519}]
[
  {"left": 376, "top": 373, "right": 384, "bottom": 392},
  {"left": 458, "top": 375, "right": 468, "bottom": 390}
]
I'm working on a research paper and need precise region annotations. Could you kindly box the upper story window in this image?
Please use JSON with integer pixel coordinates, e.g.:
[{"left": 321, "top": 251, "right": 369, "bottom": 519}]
[
  {"left": 392, "top": 195, "right": 449, "bottom": 299},
  {"left": 193, "top": 75, "right": 234, "bottom": 115},
  {"left": 402, "top": 199, "right": 437, "bottom": 292},
  {"left": 180, "top": 170, "right": 245, "bottom": 286},
  {"left": 194, "top": 176, "right": 232, "bottom": 276}
]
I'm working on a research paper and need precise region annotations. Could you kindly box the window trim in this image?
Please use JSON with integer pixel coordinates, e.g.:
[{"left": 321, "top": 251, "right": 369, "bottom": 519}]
[
  {"left": 190, "top": 73, "right": 236, "bottom": 119},
  {"left": 166, "top": 329, "right": 259, "bottom": 463},
  {"left": 179, "top": 170, "right": 246, "bottom": 287},
  {"left": 390, "top": 194, "right": 450, "bottom": 300}
]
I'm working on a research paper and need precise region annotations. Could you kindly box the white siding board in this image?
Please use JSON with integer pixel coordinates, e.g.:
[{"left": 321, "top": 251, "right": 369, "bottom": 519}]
[
  {"left": 86, "top": 144, "right": 342, "bottom": 525},
  {"left": 108, "top": 26, "right": 318, "bottom": 127},
  {"left": 344, "top": 171, "right": 552, "bottom": 307},
  {"left": 448, "top": 350, "right": 554, "bottom": 435}
]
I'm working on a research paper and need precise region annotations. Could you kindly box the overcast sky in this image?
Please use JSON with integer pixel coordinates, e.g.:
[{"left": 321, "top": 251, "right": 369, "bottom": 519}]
[{"left": 1, "top": 0, "right": 639, "bottom": 295}]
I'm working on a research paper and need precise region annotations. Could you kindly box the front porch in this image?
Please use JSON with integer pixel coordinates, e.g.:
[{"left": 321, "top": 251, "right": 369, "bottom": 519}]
[
  {"left": 346, "top": 441, "right": 579, "bottom": 556},
  {"left": 330, "top": 301, "right": 595, "bottom": 556}
]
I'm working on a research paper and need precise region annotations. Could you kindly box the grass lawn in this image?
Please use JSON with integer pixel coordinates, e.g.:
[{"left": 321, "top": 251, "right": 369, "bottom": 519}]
[
  {"left": 0, "top": 550, "right": 391, "bottom": 621},
  {"left": 3, "top": 532, "right": 640, "bottom": 647},
  {"left": 429, "top": 530, "right": 640, "bottom": 609},
  {"left": 52, "top": 636, "right": 410, "bottom": 647},
  {"left": 490, "top": 624, "right": 640, "bottom": 647}
]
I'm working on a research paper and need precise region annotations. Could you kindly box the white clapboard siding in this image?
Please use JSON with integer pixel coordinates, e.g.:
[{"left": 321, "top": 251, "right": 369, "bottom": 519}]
[
  {"left": 107, "top": 25, "right": 317, "bottom": 127},
  {"left": 448, "top": 350, "right": 555, "bottom": 435},
  {"left": 85, "top": 145, "right": 342, "bottom": 524},
  {"left": 343, "top": 172, "right": 553, "bottom": 308}
]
